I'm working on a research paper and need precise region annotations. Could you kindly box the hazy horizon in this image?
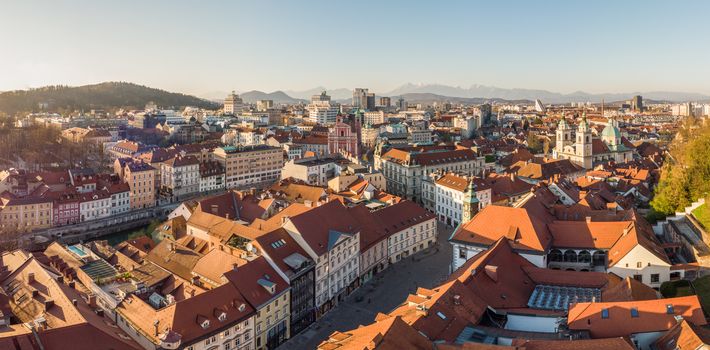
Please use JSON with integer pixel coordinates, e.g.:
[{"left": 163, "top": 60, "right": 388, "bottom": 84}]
[{"left": 2, "top": 0, "right": 710, "bottom": 96}]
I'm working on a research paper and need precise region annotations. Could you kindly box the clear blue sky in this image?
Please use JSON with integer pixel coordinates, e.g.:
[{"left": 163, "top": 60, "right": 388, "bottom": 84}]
[{"left": 1, "top": 0, "right": 709, "bottom": 96}]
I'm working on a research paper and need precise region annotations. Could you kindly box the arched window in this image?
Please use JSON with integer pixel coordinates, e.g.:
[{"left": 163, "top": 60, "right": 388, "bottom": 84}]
[
  {"left": 548, "top": 249, "right": 563, "bottom": 262},
  {"left": 578, "top": 250, "right": 591, "bottom": 263},
  {"left": 564, "top": 250, "right": 578, "bottom": 263}
]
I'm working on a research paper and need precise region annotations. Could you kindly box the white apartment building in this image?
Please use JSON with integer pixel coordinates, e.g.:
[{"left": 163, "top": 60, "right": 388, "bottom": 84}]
[
  {"left": 283, "top": 201, "right": 360, "bottom": 317},
  {"left": 198, "top": 161, "right": 226, "bottom": 193},
  {"left": 375, "top": 146, "right": 485, "bottom": 205},
  {"left": 363, "top": 110, "right": 385, "bottom": 125},
  {"left": 212, "top": 145, "right": 283, "bottom": 189},
  {"left": 307, "top": 91, "right": 339, "bottom": 125},
  {"left": 79, "top": 190, "right": 112, "bottom": 222},
  {"left": 160, "top": 155, "right": 200, "bottom": 198},
  {"left": 222, "top": 128, "right": 265, "bottom": 147},
  {"left": 385, "top": 209, "right": 437, "bottom": 264},
  {"left": 453, "top": 115, "right": 479, "bottom": 138},
  {"left": 280, "top": 156, "right": 341, "bottom": 186},
  {"left": 433, "top": 173, "right": 491, "bottom": 227},
  {"left": 225, "top": 91, "right": 244, "bottom": 115},
  {"left": 409, "top": 129, "right": 432, "bottom": 144},
  {"left": 107, "top": 184, "right": 130, "bottom": 216}
]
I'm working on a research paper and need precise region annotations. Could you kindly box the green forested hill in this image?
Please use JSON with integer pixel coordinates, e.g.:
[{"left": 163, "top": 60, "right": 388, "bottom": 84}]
[
  {"left": 0, "top": 82, "right": 219, "bottom": 114},
  {"left": 650, "top": 117, "right": 710, "bottom": 218}
]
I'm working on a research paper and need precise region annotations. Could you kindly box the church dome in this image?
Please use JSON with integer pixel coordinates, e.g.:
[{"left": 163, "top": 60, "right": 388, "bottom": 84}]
[{"left": 601, "top": 121, "right": 621, "bottom": 141}]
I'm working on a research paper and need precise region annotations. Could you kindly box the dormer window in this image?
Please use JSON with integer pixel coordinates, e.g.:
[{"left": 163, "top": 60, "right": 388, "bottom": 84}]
[
  {"left": 238, "top": 303, "right": 246, "bottom": 312},
  {"left": 201, "top": 320, "right": 210, "bottom": 329},
  {"left": 218, "top": 312, "right": 227, "bottom": 322}
]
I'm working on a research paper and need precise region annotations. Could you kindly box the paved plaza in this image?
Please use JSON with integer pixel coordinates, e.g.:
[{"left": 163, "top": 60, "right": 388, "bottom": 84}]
[{"left": 280, "top": 222, "right": 454, "bottom": 350}]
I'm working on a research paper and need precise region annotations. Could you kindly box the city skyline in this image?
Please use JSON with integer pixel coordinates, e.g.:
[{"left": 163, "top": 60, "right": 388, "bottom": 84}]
[{"left": 2, "top": 0, "right": 710, "bottom": 96}]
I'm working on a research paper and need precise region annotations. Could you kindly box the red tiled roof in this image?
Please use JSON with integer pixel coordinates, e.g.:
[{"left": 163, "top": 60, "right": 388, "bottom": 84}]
[
  {"left": 567, "top": 295, "right": 707, "bottom": 338},
  {"left": 224, "top": 256, "right": 289, "bottom": 308},
  {"left": 450, "top": 205, "right": 552, "bottom": 252}
]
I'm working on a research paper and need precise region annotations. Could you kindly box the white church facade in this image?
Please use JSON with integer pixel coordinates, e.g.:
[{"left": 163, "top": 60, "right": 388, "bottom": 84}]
[{"left": 552, "top": 113, "right": 635, "bottom": 169}]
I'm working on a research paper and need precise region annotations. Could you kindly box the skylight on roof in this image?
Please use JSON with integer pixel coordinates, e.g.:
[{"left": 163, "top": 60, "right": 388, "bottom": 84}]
[{"left": 271, "top": 239, "right": 286, "bottom": 249}]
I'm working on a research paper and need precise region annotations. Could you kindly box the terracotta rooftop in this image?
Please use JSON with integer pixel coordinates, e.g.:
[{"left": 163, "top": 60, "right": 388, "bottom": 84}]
[
  {"left": 567, "top": 295, "right": 707, "bottom": 338},
  {"left": 654, "top": 318, "right": 710, "bottom": 350},
  {"left": 317, "top": 315, "right": 432, "bottom": 350}
]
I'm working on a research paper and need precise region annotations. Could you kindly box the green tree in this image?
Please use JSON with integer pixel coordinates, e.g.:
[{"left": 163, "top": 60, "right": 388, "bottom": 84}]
[{"left": 527, "top": 131, "right": 543, "bottom": 154}]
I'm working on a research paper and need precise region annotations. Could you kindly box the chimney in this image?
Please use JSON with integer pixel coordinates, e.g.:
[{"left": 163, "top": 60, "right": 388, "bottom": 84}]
[
  {"left": 153, "top": 320, "right": 160, "bottom": 337},
  {"left": 453, "top": 295, "right": 461, "bottom": 305},
  {"left": 509, "top": 173, "right": 515, "bottom": 181},
  {"left": 72, "top": 299, "right": 78, "bottom": 306},
  {"left": 232, "top": 263, "right": 239, "bottom": 271},
  {"left": 88, "top": 294, "right": 97, "bottom": 307},
  {"left": 282, "top": 215, "right": 289, "bottom": 224},
  {"left": 169, "top": 242, "right": 176, "bottom": 252},
  {"left": 585, "top": 216, "right": 592, "bottom": 223},
  {"left": 191, "top": 276, "right": 199, "bottom": 285},
  {"left": 44, "top": 299, "right": 55, "bottom": 311},
  {"left": 27, "top": 272, "right": 35, "bottom": 284}
]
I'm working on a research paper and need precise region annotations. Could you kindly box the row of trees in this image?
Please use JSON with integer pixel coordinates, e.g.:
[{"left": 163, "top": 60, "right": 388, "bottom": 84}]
[
  {"left": 649, "top": 117, "right": 710, "bottom": 219},
  {"left": 0, "top": 116, "right": 111, "bottom": 171}
]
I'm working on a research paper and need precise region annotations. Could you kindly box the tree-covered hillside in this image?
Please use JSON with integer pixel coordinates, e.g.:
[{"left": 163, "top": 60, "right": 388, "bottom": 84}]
[
  {"left": 650, "top": 117, "right": 710, "bottom": 218},
  {"left": 0, "top": 82, "right": 219, "bottom": 114}
]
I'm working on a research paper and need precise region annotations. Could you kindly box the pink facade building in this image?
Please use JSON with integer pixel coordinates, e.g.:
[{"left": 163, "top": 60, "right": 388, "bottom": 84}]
[{"left": 327, "top": 114, "right": 361, "bottom": 157}]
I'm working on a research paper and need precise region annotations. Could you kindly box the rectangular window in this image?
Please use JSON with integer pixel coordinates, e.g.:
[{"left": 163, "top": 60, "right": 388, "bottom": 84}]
[
  {"left": 651, "top": 274, "right": 660, "bottom": 283},
  {"left": 633, "top": 274, "right": 643, "bottom": 282}
]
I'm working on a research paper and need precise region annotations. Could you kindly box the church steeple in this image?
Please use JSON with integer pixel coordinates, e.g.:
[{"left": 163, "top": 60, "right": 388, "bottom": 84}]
[
  {"left": 462, "top": 179, "right": 480, "bottom": 223},
  {"left": 575, "top": 111, "right": 593, "bottom": 168}
]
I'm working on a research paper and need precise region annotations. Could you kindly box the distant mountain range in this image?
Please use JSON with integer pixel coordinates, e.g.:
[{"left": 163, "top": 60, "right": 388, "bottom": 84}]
[
  {"left": 284, "top": 87, "right": 352, "bottom": 101},
  {"left": 284, "top": 83, "right": 710, "bottom": 104},
  {"left": 239, "top": 90, "right": 305, "bottom": 104},
  {"left": 0, "top": 82, "right": 219, "bottom": 114},
  {"left": 394, "top": 93, "right": 532, "bottom": 105},
  {"left": 3, "top": 82, "right": 706, "bottom": 116}
]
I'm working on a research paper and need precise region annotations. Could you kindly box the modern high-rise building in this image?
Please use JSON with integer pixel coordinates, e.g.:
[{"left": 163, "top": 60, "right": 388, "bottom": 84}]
[
  {"left": 631, "top": 95, "right": 643, "bottom": 112},
  {"left": 397, "top": 97, "right": 408, "bottom": 111},
  {"left": 366, "top": 93, "right": 375, "bottom": 110},
  {"left": 534, "top": 99, "right": 546, "bottom": 113},
  {"left": 352, "top": 88, "right": 376, "bottom": 110},
  {"left": 307, "top": 91, "right": 339, "bottom": 124},
  {"left": 256, "top": 99, "right": 274, "bottom": 111},
  {"left": 478, "top": 103, "right": 492, "bottom": 125},
  {"left": 671, "top": 102, "right": 694, "bottom": 117},
  {"left": 353, "top": 88, "right": 367, "bottom": 108},
  {"left": 378, "top": 96, "right": 391, "bottom": 107},
  {"left": 224, "top": 91, "right": 244, "bottom": 115}
]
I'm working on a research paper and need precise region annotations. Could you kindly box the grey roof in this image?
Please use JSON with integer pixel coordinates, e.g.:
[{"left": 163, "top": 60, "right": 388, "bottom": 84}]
[{"left": 283, "top": 253, "right": 309, "bottom": 270}]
